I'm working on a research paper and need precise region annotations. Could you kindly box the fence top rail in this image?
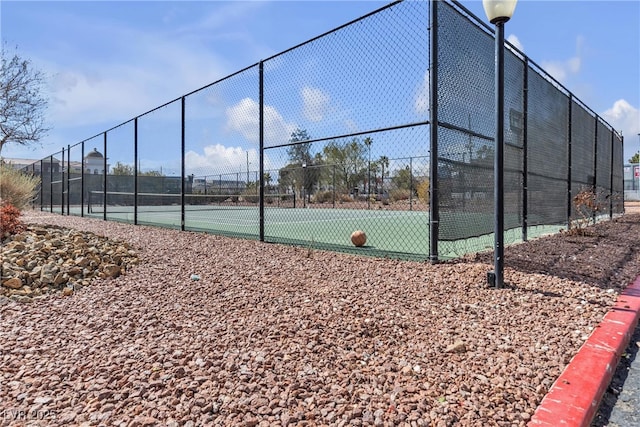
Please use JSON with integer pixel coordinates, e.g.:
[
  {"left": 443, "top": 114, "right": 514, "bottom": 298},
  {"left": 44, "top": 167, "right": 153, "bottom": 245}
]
[
  {"left": 266, "top": 121, "right": 430, "bottom": 150},
  {"left": 262, "top": 0, "right": 403, "bottom": 63}
]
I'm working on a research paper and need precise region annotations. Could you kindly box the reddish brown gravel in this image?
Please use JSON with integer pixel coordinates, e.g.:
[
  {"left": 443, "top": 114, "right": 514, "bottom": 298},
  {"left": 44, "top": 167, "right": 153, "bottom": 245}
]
[{"left": 1, "top": 210, "right": 639, "bottom": 426}]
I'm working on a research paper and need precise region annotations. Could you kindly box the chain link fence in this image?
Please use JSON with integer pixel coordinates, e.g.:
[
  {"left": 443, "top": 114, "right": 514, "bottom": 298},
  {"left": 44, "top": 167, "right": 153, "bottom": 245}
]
[
  {"left": 20, "top": 0, "right": 623, "bottom": 261},
  {"left": 433, "top": 1, "right": 623, "bottom": 258}
]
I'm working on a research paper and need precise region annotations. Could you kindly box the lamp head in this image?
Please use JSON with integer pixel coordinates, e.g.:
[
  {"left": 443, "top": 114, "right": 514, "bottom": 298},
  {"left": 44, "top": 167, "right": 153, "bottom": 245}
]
[{"left": 482, "top": 0, "right": 518, "bottom": 24}]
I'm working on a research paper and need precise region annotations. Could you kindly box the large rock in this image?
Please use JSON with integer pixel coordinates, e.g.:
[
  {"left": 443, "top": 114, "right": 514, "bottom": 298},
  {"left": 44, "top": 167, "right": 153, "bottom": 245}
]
[
  {"left": 102, "top": 264, "right": 121, "bottom": 278},
  {"left": 2, "top": 277, "right": 23, "bottom": 289},
  {"left": 40, "top": 263, "right": 58, "bottom": 284}
]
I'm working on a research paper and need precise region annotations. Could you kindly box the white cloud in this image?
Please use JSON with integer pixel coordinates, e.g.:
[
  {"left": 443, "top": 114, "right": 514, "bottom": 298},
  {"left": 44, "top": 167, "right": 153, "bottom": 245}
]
[
  {"left": 601, "top": 99, "right": 640, "bottom": 157},
  {"left": 47, "top": 68, "right": 154, "bottom": 127},
  {"left": 35, "top": 10, "right": 235, "bottom": 132},
  {"left": 506, "top": 34, "right": 524, "bottom": 52},
  {"left": 185, "top": 144, "right": 279, "bottom": 177},
  {"left": 344, "top": 119, "right": 359, "bottom": 133},
  {"left": 540, "top": 36, "right": 583, "bottom": 84},
  {"left": 301, "top": 86, "right": 330, "bottom": 122},
  {"left": 185, "top": 144, "right": 255, "bottom": 176},
  {"left": 414, "top": 70, "right": 429, "bottom": 115},
  {"left": 225, "top": 98, "right": 295, "bottom": 146}
]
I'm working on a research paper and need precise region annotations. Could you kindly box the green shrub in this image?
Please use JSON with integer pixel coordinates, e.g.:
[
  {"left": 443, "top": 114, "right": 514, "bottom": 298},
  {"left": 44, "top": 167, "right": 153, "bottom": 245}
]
[
  {"left": 242, "top": 193, "right": 259, "bottom": 203},
  {"left": 312, "top": 191, "right": 333, "bottom": 204},
  {"left": 338, "top": 193, "right": 352, "bottom": 203},
  {"left": 0, "top": 164, "right": 40, "bottom": 210},
  {"left": 389, "top": 189, "right": 411, "bottom": 202}
]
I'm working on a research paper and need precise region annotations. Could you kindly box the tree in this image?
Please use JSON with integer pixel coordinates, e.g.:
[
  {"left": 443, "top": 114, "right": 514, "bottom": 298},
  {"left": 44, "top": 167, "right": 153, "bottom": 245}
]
[
  {"left": 378, "top": 155, "right": 390, "bottom": 194},
  {"left": 322, "top": 138, "right": 367, "bottom": 193},
  {"left": 364, "top": 137, "right": 372, "bottom": 195},
  {"left": 287, "top": 128, "right": 312, "bottom": 164},
  {"left": 629, "top": 152, "right": 639, "bottom": 164},
  {"left": 392, "top": 166, "right": 414, "bottom": 191},
  {"left": 111, "top": 161, "right": 135, "bottom": 175},
  {"left": 279, "top": 128, "right": 320, "bottom": 198},
  {"left": 110, "top": 161, "right": 162, "bottom": 176},
  {"left": 474, "top": 145, "right": 494, "bottom": 164},
  {"left": 263, "top": 172, "right": 273, "bottom": 193},
  {"left": 0, "top": 45, "right": 50, "bottom": 155}
]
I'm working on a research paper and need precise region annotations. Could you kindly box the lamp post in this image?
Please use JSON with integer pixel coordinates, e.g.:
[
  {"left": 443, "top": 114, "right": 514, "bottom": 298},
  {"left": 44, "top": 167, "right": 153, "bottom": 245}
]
[{"left": 483, "top": 0, "right": 518, "bottom": 288}]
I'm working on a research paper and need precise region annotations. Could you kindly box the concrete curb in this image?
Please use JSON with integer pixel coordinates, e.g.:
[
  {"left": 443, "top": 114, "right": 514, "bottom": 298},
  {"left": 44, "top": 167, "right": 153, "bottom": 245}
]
[{"left": 529, "top": 277, "right": 640, "bottom": 427}]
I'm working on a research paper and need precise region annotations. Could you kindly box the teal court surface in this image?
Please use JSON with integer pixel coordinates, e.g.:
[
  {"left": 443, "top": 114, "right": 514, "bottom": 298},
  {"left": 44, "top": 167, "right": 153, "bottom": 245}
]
[{"left": 56, "top": 204, "right": 560, "bottom": 260}]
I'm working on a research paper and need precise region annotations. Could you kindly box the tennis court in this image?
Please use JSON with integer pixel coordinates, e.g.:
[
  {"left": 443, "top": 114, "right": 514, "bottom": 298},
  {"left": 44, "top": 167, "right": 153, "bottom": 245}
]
[
  {"left": 85, "top": 202, "right": 429, "bottom": 256},
  {"left": 70, "top": 193, "right": 559, "bottom": 260}
]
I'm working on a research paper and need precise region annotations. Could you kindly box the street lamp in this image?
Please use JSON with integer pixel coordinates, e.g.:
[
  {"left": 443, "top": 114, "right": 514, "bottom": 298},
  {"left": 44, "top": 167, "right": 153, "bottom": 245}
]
[{"left": 483, "top": 0, "right": 518, "bottom": 289}]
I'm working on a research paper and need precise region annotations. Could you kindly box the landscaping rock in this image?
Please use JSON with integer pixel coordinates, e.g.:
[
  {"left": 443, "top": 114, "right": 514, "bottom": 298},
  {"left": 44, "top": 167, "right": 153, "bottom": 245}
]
[{"left": 0, "top": 224, "right": 138, "bottom": 299}]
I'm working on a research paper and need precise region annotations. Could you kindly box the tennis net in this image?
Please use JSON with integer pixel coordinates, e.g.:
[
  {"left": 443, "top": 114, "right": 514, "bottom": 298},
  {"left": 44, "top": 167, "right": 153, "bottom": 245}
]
[{"left": 88, "top": 191, "right": 296, "bottom": 213}]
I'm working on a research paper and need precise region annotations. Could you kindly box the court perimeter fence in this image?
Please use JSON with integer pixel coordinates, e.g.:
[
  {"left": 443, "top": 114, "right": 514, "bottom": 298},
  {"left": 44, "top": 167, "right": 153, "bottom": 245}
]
[{"left": 21, "top": 0, "right": 623, "bottom": 261}]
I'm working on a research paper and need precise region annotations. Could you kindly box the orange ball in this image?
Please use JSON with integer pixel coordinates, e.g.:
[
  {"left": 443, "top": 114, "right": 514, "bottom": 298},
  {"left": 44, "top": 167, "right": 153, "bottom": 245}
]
[{"left": 351, "top": 230, "right": 367, "bottom": 247}]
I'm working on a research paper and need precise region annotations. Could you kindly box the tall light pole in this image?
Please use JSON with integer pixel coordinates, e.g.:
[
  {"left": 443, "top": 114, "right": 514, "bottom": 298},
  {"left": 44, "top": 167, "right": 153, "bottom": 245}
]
[{"left": 483, "top": 0, "right": 518, "bottom": 289}]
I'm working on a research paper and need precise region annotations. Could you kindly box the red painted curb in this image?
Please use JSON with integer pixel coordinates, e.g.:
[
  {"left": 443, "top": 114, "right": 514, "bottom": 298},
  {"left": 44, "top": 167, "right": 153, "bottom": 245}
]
[{"left": 528, "top": 277, "right": 640, "bottom": 427}]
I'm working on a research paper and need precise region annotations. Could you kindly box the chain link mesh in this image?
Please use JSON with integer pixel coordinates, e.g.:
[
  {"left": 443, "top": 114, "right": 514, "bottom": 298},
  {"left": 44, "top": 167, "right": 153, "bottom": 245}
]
[
  {"left": 526, "top": 70, "right": 570, "bottom": 227},
  {"left": 66, "top": 142, "right": 84, "bottom": 216},
  {"left": 184, "top": 66, "right": 260, "bottom": 238},
  {"left": 612, "top": 133, "right": 624, "bottom": 213},
  {"left": 25, "top": 0, "right": 624, "bottom": 261},
  {"left": 263, "top": 2, "right": 428, "bottom": 148}
]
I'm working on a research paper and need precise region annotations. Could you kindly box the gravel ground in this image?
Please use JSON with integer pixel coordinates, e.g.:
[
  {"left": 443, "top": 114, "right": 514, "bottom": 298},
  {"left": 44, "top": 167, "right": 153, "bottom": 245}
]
[{"left": 1, "top": 210, "right": 640, "bottom": 427}]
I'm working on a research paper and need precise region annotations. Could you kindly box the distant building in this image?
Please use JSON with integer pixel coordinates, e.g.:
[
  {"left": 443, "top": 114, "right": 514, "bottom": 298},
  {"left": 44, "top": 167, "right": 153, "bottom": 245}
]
[
  {"left": 2, "top": 147, "right": 108, "bottom": 175},
  {"left": 625, "top": 163, "right": 640, "bottom": 201},
  {"left": 85, "top": 147, "right": 107, "bottom": 175},
  {"left": 1, "top": 157, "right": 61, "bottom": 174}
]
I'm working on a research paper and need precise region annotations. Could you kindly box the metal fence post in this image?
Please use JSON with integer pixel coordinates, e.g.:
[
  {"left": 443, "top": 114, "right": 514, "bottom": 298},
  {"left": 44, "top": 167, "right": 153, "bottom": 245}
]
[
  {"left": 134, "top": 117, "right": 138, "bottom": 225},
  {"left": 103, "top": 132, "right": 107, "bottom": 221},
  {"left": 81, "top": 142, "right": 85, "bottom": 217},
  {"left": 567, "top": 95, "right": 572, "bottom": 227},
  {"left": 49, "top": 155, "right": 53, "bottom": 213},
  {"left": 259, "top": 61, "right": 265, "bottom": 242},
  {"left": 181, "top": 96, "right": 186, "bottom": 231},
  {"left": 67, "top": 144, "right": 71, "bottom": 215},
  {"left": 522, "top": 59, "right": 529, "bottom": 241},
  {"left": 333, "top": 164, "right": 336, "bottom": 209},
  {"left": 593, "top": 118, "right": 598, "bottom": 223},
  {"left": 40, "top": 159, "right": 44, "bottom": 211},
  {"left": 609, "top": 131, "right": 614, "bottom": 218},
  {"left": 410, "top": 157, "right": 414, "bottom": 211},
  {"left": 61, "top": 147, "right": 65, "bottom": 214},
  {"left": 429, "top": 0, "right": 439, "bottom": 263}
]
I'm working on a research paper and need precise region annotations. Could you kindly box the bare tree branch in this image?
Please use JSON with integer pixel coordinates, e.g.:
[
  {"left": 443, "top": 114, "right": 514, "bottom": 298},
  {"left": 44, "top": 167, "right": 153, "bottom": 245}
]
[{"left": 0, "top": 44, "right": 51, "bottom": 155}]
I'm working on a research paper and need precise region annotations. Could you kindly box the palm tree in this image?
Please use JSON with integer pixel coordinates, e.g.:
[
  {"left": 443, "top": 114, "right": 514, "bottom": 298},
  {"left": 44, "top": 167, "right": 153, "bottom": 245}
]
[
  {"left": 263, "top": 172, "right": 272, "bottom": 193},
  {"left": 378, "top": 155, "right": 390, "bottom": 196}
]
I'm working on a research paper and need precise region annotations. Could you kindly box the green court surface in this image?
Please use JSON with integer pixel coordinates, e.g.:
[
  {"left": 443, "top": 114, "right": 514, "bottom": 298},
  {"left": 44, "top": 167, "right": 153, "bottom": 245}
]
[{"left": 58, "top": 205, "right": 562, "bottom": 260}]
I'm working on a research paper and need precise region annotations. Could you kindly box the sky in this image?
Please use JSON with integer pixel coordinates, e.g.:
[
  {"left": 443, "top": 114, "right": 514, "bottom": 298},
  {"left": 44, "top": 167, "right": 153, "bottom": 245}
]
[{"left": 1, "top": 0, "right": 639, "bottom": 176}]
